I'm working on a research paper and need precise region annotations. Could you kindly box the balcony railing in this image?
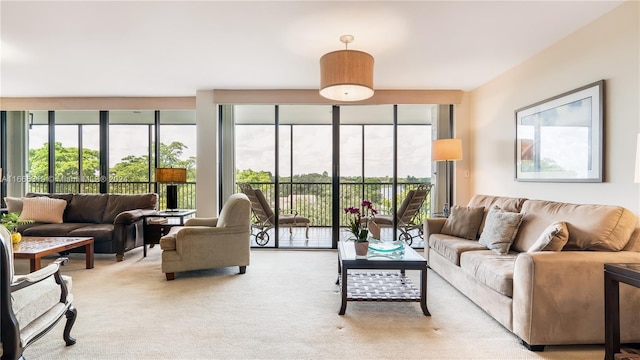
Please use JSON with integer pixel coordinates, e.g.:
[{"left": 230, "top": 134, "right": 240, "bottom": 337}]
[
  {"left": 237, "top": 181, "right": 432, "bottom": 227},
  {"left": 26, "top": 181, "right": 431, "bottom": 228}
]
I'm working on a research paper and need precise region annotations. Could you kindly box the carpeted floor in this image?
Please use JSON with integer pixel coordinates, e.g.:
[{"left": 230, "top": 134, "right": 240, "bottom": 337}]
[{"left": 16, "top": 247, "right": 604, "bottom": 360}]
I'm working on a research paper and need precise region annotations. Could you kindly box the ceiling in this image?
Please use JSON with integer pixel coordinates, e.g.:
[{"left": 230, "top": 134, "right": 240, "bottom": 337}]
[{"left": 0, "top": 1, "right": 624, "bottom": 98}]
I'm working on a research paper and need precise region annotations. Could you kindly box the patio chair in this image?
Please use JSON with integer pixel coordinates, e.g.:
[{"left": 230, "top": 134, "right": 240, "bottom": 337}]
[
  {"left": 371, "top": 184, "right": 432, "bottom": 245},
  {"left": 237, "top": 183, "right": 310, "bottom": 246}
]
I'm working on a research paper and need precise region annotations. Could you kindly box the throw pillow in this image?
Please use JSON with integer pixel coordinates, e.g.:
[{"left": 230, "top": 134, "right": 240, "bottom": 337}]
[
  {"left": 478, "top": 206, "right": 525, "bottom": 254},
  {"left": 441, "top": 205, "right": 485, "bottom": 240},
  {"left": 18, "top": 197, "right": 67, "bottom": 224},
  {"left": 4, "top": 196, "right": 23, "bottom": 213},
  {"left": 527, "top": 221, "right": 569, "bottom": 252}
]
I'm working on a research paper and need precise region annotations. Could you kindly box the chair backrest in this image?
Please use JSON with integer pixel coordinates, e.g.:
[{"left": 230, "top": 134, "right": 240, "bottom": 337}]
[
  {"left": 397, "top": 184, "right": 431, "bottom": 224},
  {"left": 217, "top": 193, "right": 251, "bottom": 228},
  {"left": 237, "top": 183, "right": 275, "bottom": 225},
  {"left": 0, "top": 225, "right": 14, "bottom": 282}
]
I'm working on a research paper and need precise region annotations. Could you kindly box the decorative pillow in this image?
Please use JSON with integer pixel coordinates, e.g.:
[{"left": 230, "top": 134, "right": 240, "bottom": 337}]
[
  {"left": 527, "top": 221, "right": 569, "bottom": 252},
  {"left": 441, "top": 205, "right": 485, "bottom": 240},
  {"left": 18, "top": 197, "right": 67, "bottom": 224},
  {"left": 4, "top": 196, "right": 23, "bottom": 213},
  {"left": 478, "top": 206, "right": 525, "bottom": 254}
]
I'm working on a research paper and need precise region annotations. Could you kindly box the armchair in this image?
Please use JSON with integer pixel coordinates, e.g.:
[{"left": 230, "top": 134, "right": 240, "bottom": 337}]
[
  {"left": 159, "top": 193, "right": 251, "bottom": 281},
  {"left": 0, "top": 226, "right": 77, "bottom": 360}
]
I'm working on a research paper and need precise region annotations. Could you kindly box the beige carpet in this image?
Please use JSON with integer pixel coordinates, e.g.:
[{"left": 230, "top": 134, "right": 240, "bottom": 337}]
[{"left": 15, "top": 247, "right": 604, "bottom": 360}]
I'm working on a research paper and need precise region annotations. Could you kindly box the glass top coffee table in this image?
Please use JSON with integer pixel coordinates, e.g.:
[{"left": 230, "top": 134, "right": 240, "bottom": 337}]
[{"left": 337, "top": 240, "right": 430, "bottom": 316}]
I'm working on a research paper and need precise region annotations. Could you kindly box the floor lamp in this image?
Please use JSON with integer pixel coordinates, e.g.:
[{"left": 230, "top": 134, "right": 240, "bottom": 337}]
[
  {"left": 155, "top": 168, "right": 187, "bottom": 212},
  {"left": 432, "top": 139, "right": 463, "bottom": 216}
]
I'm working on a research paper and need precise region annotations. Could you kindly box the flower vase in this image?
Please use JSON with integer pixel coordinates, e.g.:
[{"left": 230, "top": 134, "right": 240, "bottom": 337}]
[
  {"left": 354, "top": 240, "right": 369, "bottom": 256},
  {"left": 11, "top": 232, "right": 21, "bottom": 244}
]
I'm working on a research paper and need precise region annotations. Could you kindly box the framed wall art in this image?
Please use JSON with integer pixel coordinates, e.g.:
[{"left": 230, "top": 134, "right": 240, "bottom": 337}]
[{"left": 515, "top": 80, "right": 604, "bottom": 182}]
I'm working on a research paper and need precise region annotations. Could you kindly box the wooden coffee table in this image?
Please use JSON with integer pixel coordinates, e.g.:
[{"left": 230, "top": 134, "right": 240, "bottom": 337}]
[{"left": 13, "top": 236, "right": 94, "bottom": 272}]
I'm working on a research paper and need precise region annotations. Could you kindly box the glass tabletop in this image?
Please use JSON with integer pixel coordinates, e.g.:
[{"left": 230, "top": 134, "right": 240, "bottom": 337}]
[{"left": 338, "top": 240, "right": 425, "bottom": 262}]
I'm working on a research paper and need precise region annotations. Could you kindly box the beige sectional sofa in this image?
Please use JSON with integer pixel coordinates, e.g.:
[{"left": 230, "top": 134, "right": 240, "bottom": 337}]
[{"left": 425, "top": 194, "right": 640, "bottom": 351}]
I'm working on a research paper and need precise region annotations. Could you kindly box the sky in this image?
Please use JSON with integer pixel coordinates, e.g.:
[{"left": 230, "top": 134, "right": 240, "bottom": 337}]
[{"left": 235, "top": 124, "right": 432, "bottom": 178}]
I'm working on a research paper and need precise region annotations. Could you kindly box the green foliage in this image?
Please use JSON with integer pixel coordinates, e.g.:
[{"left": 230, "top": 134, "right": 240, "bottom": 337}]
[
  {"left": 29, "top": 141, "right": 196, "bottom": 183},
  {"left": 236, "top": 169, "right": 273, "bottom": 183},
  {"left": 0, "top": 212, "right": 34, "bottom": 233}
]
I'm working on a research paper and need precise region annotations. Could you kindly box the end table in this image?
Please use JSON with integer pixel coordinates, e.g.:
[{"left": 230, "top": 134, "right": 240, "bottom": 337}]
[{"left": 142, "top": 209, "right": 196, "bottom": 257}]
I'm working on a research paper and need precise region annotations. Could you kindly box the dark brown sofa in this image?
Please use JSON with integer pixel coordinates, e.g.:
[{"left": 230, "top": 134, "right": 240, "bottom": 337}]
[{"left": 16, "top": 193, "right": 158, "bottom": 261}]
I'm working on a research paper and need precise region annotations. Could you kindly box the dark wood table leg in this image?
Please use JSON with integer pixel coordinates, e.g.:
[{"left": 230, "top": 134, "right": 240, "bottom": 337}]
[
  {"left": 30, "top": 257, "right": 41, "bottom": 272},
  {"left": 604, "top": 272, "right": 620, "bottom": 360},
  {"left": 421, "top": 266, "right": 430, "bottom": 316},
  {"left": 85, "top": 242, "right": 94, "bottom": 269},
  {"left": 339, "top": 263, "right": 348, "bottom": 315}
]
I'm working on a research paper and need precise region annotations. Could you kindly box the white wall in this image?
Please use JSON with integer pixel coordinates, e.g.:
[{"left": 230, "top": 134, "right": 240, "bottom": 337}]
[{"left": 467, "top": 0, "right": 640, "bottom": 213}]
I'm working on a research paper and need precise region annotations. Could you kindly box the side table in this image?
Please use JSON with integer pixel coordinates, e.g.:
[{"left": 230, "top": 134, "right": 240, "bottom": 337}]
[
  {"left": 142, "top": 209, "right": 196, "bottom": 257},
  {"left": 604, "top": 263, "right": 640, "bottom": 360}
]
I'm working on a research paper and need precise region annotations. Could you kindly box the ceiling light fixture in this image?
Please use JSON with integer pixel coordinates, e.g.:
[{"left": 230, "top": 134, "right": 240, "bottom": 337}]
[{"left": 319, "top": 35, "right": 374, "bottom": 102}]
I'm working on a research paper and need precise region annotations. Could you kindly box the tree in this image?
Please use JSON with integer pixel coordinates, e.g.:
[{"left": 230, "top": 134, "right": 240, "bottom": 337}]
[{"left": 29, "top": 142, "right": 100, "bottom": 181}]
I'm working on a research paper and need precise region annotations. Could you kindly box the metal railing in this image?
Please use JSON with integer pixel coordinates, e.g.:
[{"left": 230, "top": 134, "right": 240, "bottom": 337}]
[
  {"left": 237, "top": 181, "right": 432, "bottom": 227},
  {"left": 26, "top": 180, "right": 430, "bottom": 226}
]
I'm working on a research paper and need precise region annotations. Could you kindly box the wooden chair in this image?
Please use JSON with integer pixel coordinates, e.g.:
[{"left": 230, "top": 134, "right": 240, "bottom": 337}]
[
  {"left": 237, "top": 183, "right": 310, "bottom": 246},
  {"left": 0, "top": 226, "right": 77, "bottom": 360}
]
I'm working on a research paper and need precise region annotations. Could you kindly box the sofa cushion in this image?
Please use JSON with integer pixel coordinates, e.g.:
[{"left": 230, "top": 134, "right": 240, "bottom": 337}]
[
  {"left": 467, "top": 194, "right": 528, "bottom": 235},
  {"left": 460, "top": 250, "right": 517, "bottom": 297},
  {"left": 4, "top": 196, "right": 23, "bottom": 213},
  {"left": 102, "top": 193, "right": 158, "bottom": 224},
  {"left": 67, "top": 224, "right": 115, "bottom": 244},
  {"left": 22, "top": 223, "right": 88, "bottom": 237},
  {"left": 478, "top": 206, "right": 524, "bottom": 254},
  {"left": 440, "top": 205, "right": 485, "bottom": 240},
  {"left": 527, "top": 221, "right": 569, "bottom": 252},
  {"left": 18, "top": 197, "right": 67, "bottom": 224},
  {"left": 513, "top": 199, "right": 638, "bottom": 252},
  {"left": 66, "top": 194, "right": 109, "bottom": 223},
  {"left": 429, "top": 234, "right": 487, "bottom": 265}
]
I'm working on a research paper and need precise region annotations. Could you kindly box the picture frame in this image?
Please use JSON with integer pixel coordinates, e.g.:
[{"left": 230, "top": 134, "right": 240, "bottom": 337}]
[{"left": 515, "top": 80, "right": 604, "bottom": 182}]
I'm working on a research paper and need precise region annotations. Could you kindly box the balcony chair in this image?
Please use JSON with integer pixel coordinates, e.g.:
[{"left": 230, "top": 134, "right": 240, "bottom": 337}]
[
  {"left": 0, "top": 226, "right": 77, "bottom": 360},
  {"left": 237, "top": 183, "right": 310, "bottom": 246},
  {"left": 159, "top": 193, "right": 251, "bottom": 280},
  {"left": 370, "top": 184, "right": 432, "bottom": 245}
]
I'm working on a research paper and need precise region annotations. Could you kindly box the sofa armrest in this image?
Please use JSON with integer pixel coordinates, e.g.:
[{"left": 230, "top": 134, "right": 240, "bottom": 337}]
[
  {"left": 185, "top": 217, "right": 218, "bottom": 227},
  {"left": 512, "top": 250, "right": 640, "bottom": 346},
  {"left": 114, "top": 209, "right": 157, "bottom": 225},
  {"left": 424, "top": 218, "right": 446, "bottom": 240}
]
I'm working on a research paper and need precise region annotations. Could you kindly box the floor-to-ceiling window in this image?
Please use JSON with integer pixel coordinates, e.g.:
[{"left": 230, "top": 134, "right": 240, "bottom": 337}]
[
  {"left": 25, "top": 109, "right": 196, "bottom": 208},
  {"left": 232, "top": 103, "right": 436, "bottom": 249}
]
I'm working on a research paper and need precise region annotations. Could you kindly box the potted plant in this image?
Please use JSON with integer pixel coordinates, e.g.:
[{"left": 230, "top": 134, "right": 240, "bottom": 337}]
[
  {"left": 1, "top": 212, "right": 33, "bottom": 244},
  {"left": 344, "top": 200, "right": 377, "bottom": 256}
]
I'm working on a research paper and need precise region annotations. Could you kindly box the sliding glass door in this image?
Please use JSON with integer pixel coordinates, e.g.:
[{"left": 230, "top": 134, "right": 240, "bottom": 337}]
[{"left": 232, "top": 104, "right": 434, "bottom": 249}]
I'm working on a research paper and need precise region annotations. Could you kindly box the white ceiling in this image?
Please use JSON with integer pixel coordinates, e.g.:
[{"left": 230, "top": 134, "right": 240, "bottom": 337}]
[{"left": 0, "top": 0, "right": 624, "bottom": 98}]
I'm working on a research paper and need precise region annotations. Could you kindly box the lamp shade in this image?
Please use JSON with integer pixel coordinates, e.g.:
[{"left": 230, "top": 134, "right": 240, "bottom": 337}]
[
  {"left": 320, "top": 48, "right": 374, "bottom": 102},
  {"left": 432, "top": 139, "right": 463, "bottom": 162},
  {"left": 155, "top": 168, "right": 187, "bottom": 183}
]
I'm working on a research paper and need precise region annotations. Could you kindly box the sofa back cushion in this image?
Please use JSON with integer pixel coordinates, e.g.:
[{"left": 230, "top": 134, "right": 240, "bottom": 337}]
[
  {"left": 66, "top": 194, "right": 109, "bottom": 223},
  {"left": 102, "top": 193, "right": 158, "bottom": 223},
  {"left": 513, "top": 199, "right": 638, "bottom": 252},
  {"left": 467, "top": 194, "right": 528, "bottom": 235}
]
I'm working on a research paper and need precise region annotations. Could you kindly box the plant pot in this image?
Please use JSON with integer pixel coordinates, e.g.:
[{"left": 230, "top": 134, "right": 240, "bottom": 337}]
[
  {"left": 354, "top": 240, "right": 369, "bottom": 256},
  {"left": 11, "top": 232, "right": 21, "bottom": 244}
]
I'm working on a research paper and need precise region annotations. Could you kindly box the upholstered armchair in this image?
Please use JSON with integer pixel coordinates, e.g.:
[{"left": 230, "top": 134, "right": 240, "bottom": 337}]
[
  {"left": 160, "top": 193, "right": 251, "bottom": 281},
  {"left": 0, "top": 226, "right": 77, "bottom": 360}
]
